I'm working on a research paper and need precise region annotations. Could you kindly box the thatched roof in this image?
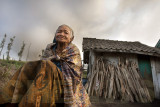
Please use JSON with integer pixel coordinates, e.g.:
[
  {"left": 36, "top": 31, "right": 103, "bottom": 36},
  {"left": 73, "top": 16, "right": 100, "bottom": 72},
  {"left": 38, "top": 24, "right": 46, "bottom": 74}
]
[{"left": 83, "top": 38, "right": 160, "bottom": 57}]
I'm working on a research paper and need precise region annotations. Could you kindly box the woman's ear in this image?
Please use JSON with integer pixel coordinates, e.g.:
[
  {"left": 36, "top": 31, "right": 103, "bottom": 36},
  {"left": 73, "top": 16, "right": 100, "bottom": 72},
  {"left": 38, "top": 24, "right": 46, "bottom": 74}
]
[{"left": 70, "top": 36, "right": 74, "bottom": 42}]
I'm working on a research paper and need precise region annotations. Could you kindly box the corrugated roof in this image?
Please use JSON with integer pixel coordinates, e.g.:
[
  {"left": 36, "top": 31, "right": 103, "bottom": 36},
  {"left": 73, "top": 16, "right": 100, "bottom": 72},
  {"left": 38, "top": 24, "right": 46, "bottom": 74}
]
[{"left": 83, "top": 38, "right": 160, "bottom": 57}]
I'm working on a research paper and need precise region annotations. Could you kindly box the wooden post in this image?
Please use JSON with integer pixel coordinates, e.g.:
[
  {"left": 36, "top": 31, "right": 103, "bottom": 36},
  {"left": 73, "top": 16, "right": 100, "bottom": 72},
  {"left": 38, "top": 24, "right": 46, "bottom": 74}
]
[
  {"left": 88, "top": 49, "right": 95, "bottom": 76},
  {"left": 150, "top": 57, "right": 160, "bottom": 99}
]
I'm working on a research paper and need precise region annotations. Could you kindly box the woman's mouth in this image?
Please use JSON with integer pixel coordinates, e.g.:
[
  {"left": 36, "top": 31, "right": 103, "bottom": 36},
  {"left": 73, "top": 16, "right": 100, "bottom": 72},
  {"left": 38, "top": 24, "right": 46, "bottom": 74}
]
[{"left": 57, "top": 36, "right": 66, "bottom": 39}]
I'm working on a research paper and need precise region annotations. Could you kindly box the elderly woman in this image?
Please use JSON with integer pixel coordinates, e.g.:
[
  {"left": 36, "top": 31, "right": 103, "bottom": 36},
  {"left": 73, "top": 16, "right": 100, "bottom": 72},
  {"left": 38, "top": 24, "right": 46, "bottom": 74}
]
[{"left": 0, "top": 25, "right": 91, "bottom": 107}]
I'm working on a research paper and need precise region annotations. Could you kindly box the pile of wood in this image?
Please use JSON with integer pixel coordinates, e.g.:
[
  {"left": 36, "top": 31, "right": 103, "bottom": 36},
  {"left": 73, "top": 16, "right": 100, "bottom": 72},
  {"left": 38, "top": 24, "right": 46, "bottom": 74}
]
[{"left": 85, "top": 57, "right": 152, "bottom": 103}]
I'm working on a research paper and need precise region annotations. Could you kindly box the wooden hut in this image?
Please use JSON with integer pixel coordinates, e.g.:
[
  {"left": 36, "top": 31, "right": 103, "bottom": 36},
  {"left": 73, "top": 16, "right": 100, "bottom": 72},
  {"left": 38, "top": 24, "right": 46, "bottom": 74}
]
[{"left": 83, "top": 38, "right": 160, "bottom": 101}]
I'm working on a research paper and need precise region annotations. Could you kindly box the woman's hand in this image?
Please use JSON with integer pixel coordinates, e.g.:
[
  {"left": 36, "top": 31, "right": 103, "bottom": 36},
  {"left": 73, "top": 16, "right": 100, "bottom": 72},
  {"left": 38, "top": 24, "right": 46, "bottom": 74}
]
[{"left": 42, "top": 56, "right": 55, "bottom": 60}]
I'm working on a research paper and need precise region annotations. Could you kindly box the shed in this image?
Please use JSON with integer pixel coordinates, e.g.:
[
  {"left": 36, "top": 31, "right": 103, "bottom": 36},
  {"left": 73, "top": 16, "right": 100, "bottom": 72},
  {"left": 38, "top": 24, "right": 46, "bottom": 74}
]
[{"left": 83, "top": 38, "right": 160, "bottom": 100}]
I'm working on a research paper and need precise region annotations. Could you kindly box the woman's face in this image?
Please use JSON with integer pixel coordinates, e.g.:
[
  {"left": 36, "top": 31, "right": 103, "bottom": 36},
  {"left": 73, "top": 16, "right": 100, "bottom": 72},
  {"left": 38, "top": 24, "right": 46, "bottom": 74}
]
[{"left": 55, "top": 25, "right": 72, "bottom": 44}]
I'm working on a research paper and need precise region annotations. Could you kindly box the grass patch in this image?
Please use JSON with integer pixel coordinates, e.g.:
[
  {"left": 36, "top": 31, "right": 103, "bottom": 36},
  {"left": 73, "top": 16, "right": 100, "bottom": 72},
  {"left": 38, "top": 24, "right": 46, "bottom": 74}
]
[
  {"left": 0, "top": 59, "right": 26, "bottom": 69},
  {"left": 0, "top": 59, "right": 26, "bottom": 79},
  {"left": 0, "top": 59, "right": 88, "bottom": 79}
]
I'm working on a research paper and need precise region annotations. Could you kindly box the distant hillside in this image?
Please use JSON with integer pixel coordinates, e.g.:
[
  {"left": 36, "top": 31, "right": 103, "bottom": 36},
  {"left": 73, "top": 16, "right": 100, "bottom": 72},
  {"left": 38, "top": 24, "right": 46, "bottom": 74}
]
[{"left": 0, "top": 59, "right": 25, "bottom": 89}]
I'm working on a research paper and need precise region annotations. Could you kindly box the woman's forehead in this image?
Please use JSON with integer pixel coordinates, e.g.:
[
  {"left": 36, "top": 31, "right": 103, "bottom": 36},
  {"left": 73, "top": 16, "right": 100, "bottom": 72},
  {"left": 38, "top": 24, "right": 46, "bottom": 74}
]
[{"left": 57, "top": 25, "right": 71, "bottom": 32}]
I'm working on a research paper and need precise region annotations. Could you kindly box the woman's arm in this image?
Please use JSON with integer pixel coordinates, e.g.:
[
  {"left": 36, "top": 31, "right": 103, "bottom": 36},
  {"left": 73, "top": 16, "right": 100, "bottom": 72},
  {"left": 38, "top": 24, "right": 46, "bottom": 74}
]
[
  {"left": 41, "top": 43, "right": 61, "bottom": 61},
  {"left": 41, "top": 43, "right": 55, "bottom": 60}
]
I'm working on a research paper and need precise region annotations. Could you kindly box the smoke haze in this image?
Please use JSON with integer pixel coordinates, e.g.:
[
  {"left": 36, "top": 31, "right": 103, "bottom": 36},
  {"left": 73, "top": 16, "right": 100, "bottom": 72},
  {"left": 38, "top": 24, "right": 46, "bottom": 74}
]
[{"left": 0, "top": 0, "right": 160, "bottom": 61}]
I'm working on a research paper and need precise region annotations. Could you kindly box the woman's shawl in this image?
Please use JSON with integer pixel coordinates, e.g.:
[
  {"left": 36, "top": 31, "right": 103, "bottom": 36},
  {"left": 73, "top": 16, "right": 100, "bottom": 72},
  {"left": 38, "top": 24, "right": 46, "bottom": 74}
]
[{"left": 42, "top": 43, "right": 91, "bottom": 107}]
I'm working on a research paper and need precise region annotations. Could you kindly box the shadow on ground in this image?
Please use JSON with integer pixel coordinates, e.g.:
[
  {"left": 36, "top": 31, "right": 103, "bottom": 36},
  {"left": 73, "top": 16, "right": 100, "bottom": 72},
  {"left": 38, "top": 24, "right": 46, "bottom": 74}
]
[{"left": 91, "top": 99, "right": 160, "bottom": 107}]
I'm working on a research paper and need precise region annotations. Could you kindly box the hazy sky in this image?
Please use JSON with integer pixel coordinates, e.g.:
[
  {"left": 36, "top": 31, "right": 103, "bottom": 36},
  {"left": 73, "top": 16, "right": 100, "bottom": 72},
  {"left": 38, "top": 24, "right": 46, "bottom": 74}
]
[{"left": 0, "top": 0, "right": 160, "bottom": 61}]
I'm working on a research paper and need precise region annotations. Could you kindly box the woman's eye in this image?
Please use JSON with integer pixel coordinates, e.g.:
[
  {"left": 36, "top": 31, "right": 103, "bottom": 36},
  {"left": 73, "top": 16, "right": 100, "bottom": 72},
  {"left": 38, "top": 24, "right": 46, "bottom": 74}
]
[
  {"left": 64, "top": 31, "right": 69, "bottom": 34},
  {"left": 57, "top": 30, "right": 61, "bottom": 33}
]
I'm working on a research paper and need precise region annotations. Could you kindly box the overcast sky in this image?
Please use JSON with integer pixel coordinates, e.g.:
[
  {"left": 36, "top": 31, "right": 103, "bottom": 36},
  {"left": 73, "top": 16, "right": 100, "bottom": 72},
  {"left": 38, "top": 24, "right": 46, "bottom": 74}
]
[{"left": 0, "top": 0, "right": 160, "bottom": 61}]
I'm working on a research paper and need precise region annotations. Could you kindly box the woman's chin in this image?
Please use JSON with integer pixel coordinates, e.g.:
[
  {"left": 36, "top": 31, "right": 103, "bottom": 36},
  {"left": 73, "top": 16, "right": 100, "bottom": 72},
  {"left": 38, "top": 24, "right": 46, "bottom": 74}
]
[{"left": 57, "top": 40, "right": 68, "bottom": 43}]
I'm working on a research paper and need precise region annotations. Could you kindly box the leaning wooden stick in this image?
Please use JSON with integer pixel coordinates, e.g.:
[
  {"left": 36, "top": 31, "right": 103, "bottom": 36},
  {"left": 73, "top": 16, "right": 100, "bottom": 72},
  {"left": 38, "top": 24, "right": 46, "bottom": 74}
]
[{"left": 85, "top": 57, "right": 152, "bottom": 103}]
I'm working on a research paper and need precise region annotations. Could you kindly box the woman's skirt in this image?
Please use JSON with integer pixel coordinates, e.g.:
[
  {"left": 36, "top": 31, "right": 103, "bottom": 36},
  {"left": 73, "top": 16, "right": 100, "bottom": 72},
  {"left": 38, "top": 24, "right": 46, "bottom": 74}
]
[{"left": 0, "top": 60, "right": 64, "bottom": 107}]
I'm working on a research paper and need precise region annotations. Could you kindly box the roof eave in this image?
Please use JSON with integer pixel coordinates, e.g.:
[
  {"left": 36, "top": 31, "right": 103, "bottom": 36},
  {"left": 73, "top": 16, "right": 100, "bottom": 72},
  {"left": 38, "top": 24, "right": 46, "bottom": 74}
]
[{"left": 83, "top": 49, "right": 160, "bottom": 57}]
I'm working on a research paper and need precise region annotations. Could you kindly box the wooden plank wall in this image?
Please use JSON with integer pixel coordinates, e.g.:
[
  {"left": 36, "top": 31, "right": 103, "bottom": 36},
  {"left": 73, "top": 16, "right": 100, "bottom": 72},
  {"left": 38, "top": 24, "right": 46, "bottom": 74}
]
[
  {"left": 88, "top": 50, "right": 95, "bottom": 74},
  {"left": 154, "top": 57, "right": 160, "bottom": 99},
  {"left": 95, "top": 52, "right": 138, "bottom": 66}
]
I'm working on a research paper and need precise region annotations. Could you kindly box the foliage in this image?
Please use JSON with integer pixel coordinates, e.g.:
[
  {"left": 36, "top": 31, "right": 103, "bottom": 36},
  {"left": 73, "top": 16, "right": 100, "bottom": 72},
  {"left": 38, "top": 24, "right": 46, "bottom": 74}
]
[
  {"left": 6, "top": 36, "right": 16, "bottom": 60},
  {"left": 0, "top": 34, "right": 7, "bottom": 56},
  {"left": 26, "top": 43, "right": 31, "bottom": 61},
  {"left": 18, "top": 41, "right": 26, "bottom": 61}
]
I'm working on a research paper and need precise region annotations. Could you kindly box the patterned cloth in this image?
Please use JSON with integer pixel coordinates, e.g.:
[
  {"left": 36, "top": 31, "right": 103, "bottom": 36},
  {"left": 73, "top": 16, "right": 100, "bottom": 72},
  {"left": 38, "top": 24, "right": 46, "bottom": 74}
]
[
  {"left": 0, "top": 43, "right": 91, "bottom": 107},
  {"left": 42, "top": 42, "right": 91, "bottom": 107},
  {"left": 0, "top": 60, "right": 64, "bottom": 107}
]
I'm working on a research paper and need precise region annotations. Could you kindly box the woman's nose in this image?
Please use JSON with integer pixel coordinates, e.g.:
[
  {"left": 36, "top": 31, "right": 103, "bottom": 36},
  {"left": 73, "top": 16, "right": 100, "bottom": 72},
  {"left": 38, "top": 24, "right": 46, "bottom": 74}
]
[{"left": 59, "top": 32, "right": 65, "bottom": 36}]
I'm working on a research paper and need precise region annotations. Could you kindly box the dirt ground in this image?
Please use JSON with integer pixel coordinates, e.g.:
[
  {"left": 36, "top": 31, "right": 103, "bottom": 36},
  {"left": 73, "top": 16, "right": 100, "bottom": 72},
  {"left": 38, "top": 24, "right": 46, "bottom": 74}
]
[
  {"left": 91, "top": 100, "right": 160, "bottom": 107},
  {"left": 0, "top": 99, "right": 159, "bottom": 107}
]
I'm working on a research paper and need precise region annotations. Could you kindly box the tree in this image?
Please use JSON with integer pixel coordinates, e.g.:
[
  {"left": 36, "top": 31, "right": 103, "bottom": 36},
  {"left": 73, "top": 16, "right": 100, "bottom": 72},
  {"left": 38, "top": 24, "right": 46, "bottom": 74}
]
[
  {"left": 26, "top": 43, "right": 31, "bottom": 61},
  {"left": 38, "top": 49, "right": 44, "bottom": 59},
  {"left": 18, "top": 41, "right": 26, "bottom": 61},
  {"left": 0, "top": 34, "right": 7, "bottom": 56},
  {"left": 6, "top": 36, "right": 16, "bottom": 60}
]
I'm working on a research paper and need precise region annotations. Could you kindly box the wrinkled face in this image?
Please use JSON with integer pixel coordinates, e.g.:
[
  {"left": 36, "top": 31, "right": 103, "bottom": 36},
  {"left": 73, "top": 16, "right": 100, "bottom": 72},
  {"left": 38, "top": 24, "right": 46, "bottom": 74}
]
[{"left": 55, "top": 25, "right": 72, "bottom": 44}]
